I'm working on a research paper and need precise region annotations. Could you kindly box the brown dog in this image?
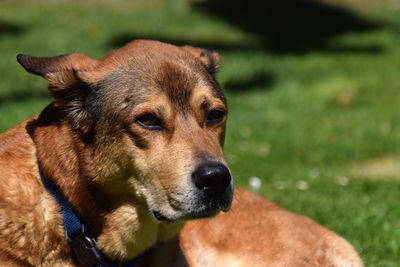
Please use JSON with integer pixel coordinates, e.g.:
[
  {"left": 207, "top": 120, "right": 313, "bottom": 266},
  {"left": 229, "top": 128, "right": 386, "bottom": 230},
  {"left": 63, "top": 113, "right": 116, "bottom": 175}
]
[{"left": 0, "top": 40, "right": 362, "bottom": 266}]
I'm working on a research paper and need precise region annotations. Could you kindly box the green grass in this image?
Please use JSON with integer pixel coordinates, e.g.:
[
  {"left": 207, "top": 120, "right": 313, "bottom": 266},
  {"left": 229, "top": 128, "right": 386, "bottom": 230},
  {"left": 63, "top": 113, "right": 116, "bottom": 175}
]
[{"left": 1, "top": 0, "right": 400, "bottom": 265}]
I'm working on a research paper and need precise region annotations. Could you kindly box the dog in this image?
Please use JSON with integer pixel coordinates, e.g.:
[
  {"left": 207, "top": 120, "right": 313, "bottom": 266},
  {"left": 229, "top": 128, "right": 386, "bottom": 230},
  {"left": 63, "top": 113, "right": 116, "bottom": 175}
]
[{"left": 0, "top": 40, "right": 363, "bottom": 266}]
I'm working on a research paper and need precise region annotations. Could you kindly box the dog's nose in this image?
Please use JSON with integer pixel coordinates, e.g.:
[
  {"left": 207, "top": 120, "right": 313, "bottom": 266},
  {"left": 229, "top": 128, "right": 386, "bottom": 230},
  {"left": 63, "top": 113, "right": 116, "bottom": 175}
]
[{"left": 192, "top": 163, "right": 232, "bottom": 196}]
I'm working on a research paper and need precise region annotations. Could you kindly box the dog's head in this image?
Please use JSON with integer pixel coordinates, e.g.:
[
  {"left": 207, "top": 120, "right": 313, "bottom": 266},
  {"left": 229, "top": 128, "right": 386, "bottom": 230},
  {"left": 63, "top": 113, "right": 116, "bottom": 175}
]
[{"left": 18, "top": 40, "right": 233, "bottom": 222}]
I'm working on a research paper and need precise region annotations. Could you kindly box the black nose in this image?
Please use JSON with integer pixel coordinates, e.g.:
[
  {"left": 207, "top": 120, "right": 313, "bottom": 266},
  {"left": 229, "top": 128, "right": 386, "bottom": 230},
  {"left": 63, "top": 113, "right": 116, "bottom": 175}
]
[{"left": 192, "top": 163, "right": 232, "bottom": 197}]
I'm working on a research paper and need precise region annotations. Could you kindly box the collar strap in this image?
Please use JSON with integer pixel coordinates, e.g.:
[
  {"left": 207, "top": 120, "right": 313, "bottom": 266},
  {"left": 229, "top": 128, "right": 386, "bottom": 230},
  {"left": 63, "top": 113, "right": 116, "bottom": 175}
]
[{"left": 38, "top": 163, "right": 140, "bottom": 267}]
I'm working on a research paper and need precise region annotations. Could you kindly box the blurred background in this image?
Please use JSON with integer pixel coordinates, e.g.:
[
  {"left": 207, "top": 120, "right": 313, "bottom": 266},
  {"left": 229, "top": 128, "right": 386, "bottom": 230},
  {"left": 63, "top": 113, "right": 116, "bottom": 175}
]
[{"left": 1, "top": 0, "right": 400, "bottom": 265}]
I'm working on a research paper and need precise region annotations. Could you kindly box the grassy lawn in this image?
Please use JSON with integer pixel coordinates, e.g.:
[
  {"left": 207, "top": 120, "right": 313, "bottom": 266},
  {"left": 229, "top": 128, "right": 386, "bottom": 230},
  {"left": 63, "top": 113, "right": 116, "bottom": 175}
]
[{"left": 1, "top": 0, "right": 400, "bottom": 265}]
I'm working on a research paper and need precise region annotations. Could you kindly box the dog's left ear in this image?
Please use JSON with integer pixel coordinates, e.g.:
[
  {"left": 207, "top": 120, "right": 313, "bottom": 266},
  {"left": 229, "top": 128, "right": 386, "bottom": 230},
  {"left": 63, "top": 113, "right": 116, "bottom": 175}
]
[
  {"left": 181, "top": 46, "right": 220, "bottom": 74},
  {"left": 17, "top": 53, "right": 98, "bottom": 133}
]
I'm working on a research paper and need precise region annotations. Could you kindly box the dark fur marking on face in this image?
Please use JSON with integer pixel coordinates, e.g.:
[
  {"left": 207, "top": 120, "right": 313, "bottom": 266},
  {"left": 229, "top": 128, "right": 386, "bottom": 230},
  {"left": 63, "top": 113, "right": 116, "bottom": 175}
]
[
  {"left": 123, "top": 123, "right": 149, "bottom": 150},
  {"left": 205, "top": 75, "right": 226, "bottom": 105},
  {"left": 200, "top": 99, "right": 211, "bottom": 111},
  {"left": 153, "top": 62, "right": 196, "bottom": 114},
  {"left": 94, "top": 71, "right": 147, "bottom": 123},
  {"left": 219, "top": 128, "right": 226, "bottom": 147}
]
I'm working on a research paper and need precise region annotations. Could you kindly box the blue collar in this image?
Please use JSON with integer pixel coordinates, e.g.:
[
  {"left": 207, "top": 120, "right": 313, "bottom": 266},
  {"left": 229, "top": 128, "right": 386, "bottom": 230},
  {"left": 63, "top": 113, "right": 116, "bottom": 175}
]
[{"left": 38, "top": 163, "right": 141, "bottom": 267}]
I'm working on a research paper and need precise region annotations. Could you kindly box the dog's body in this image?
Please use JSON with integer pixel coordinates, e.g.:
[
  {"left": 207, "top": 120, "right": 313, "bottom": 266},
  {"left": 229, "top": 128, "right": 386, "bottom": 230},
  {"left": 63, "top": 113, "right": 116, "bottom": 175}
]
[
  {"left": 181, "top": 188, "right": 363, "bottom": 267},
  {"left": 0, "top": 40, "right": 363, "bottom": 266}
]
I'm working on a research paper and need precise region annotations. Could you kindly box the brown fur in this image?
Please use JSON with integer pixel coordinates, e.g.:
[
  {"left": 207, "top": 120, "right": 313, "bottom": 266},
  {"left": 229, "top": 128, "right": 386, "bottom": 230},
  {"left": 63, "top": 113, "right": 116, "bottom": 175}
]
[
  {"left": 0, "top": 40, "right": 362, "bottom": 266},
  {"left": 180, "top": 188, "right": 364, "bottom": 267}
]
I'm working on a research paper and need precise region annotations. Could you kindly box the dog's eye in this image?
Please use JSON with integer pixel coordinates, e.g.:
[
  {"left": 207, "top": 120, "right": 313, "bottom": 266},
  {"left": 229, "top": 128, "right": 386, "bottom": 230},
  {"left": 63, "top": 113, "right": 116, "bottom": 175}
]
[
  {"left": 206, "top": 110, "right": 226, "bottom": 126},
  {"left": 136, "top": 114, "right": 163, "bottom": 130}
]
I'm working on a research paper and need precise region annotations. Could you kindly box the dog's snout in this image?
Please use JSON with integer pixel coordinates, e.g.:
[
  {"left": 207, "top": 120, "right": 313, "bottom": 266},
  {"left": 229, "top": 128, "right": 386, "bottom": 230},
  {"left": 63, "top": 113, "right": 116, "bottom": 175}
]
[{"left": 192, "top": 163, "right": 232, "bottom": 196}]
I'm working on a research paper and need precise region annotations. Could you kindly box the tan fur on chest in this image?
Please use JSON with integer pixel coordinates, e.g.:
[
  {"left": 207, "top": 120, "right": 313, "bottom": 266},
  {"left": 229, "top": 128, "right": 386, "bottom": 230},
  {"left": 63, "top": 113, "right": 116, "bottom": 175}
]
[{"left": 96, "top": 202, "right": 184, "bottom": 260}]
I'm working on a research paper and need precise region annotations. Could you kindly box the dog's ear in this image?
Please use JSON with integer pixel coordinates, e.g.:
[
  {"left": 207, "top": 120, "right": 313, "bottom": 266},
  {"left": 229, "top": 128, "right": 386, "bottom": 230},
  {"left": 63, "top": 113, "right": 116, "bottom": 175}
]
[
  {"left": 17, "top": 53, "right": 98, "bottom": 133},
  {"left": 181, "top": 46, "right": 220, "bottom": 74}
]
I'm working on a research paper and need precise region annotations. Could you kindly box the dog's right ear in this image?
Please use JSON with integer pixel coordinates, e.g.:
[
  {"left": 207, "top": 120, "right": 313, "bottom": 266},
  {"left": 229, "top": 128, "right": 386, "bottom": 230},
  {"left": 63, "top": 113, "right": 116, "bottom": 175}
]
[
  {"left": 181, "top": 46, "right": 220, "bottom": 75},
  {"left": 17, "top": 53, "right": 98, "bottom": 133}
]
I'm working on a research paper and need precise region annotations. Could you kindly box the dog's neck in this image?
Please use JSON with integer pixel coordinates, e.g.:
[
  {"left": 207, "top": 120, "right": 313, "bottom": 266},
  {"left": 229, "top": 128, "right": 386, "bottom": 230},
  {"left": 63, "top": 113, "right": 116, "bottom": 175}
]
[{"left": 29, "top": 104, "right": 184, "bottom": 260}]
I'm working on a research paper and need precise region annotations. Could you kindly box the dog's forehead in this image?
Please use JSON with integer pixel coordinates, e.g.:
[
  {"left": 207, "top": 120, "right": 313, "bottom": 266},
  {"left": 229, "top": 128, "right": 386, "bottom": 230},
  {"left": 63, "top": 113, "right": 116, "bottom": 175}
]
[
  {"left": 152, "top": 60, "right": 206, "bottom": 112},
  {"left": 98, "top": 41, "right": 225, "bottom": 112}
]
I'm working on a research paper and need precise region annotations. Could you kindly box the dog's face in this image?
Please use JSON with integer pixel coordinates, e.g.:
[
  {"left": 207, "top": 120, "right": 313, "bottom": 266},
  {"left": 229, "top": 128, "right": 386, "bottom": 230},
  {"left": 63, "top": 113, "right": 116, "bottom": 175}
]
[{"left": 18, "top": 40, "right": 233, "bottom": 222}]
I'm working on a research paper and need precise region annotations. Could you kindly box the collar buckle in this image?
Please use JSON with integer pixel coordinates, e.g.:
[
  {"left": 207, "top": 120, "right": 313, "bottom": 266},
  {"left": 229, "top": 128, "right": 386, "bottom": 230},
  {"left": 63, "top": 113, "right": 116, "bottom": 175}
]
[{"left": 67, "top": 225, "right": 109, "bottom": 267}]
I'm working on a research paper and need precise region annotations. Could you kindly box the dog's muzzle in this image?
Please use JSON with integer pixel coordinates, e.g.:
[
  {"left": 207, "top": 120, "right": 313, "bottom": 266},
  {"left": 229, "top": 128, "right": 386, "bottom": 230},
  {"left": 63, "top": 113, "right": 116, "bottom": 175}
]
[
  {"left": 191, "top": 162, "right": 233, "bottom": 212},
  {"left": 151, "top": 162, "right": 233, "bottom": 222}
]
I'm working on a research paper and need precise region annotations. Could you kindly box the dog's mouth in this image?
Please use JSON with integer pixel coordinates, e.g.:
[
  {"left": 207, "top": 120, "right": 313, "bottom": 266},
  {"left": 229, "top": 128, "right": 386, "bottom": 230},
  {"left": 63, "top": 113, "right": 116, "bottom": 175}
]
[
  {"left": 152, "top": 210, "right": 170, "bottom": 222},
  {"left": 151, "top": 192, "right": 233, "bottom": 222},
  {"left": 151, "top": 207, "right": 221, "bottom": 222}
]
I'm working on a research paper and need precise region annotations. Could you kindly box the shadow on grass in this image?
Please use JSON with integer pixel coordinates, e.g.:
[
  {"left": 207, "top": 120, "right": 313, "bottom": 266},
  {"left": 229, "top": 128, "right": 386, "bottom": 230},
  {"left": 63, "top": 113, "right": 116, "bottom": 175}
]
[
  {"left": 193, "top": 0, "right": 382, "bottom": 54},
  {"left": 109, "top": 0, "right": 382, "bottom": 55},
  {"left": 0, "top": 22, "right": 25, "bottom": 37},
  {"left": 0, "top": 90, "right": 50, "bottom": 105},
  {"left": 108, "top": 31, "right": 382, "bottom": 55},
  {"left": 107, "top": 0, "right": 382, "bottom": 93},
  {"left": 223, "top": 71, "right": 275, "bottom": 92}
]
